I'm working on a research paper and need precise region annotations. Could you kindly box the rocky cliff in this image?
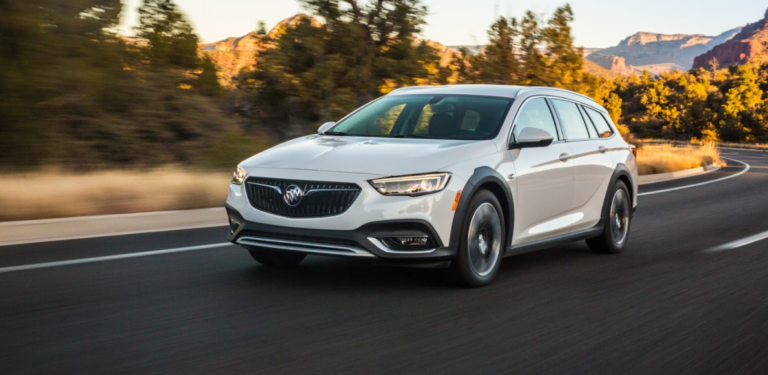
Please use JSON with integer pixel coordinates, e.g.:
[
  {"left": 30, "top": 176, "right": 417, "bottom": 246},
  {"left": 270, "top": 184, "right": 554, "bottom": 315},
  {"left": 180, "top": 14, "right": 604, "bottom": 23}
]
[
  {"left": 598, "top": 28, "right": 741, "bottom": 71},
  {"left": 585, "top": 53, "right": 634, "bottom": 75},
  {"left": 693, "top": 9, "right": 768, "bottom": 69},
  {"left": 199, "top": 14, "right": 321, "bottom": 86}
]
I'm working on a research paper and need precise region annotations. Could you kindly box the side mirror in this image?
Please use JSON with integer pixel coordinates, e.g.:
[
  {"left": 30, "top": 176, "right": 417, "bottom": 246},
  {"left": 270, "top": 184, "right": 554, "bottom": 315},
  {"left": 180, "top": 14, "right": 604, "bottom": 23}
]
[
  {"left": 318, "top": 122, "right": 336, "bottom": 134},
  {"left": 512, "top": 127, "right": 555, "bottom": 148}
]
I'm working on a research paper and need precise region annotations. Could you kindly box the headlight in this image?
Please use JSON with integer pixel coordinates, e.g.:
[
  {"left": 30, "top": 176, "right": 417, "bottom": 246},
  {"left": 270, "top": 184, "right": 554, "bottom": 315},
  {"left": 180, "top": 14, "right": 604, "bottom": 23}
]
[
  {"left": 369, "top": 173, "right": 451, "bottom": 196},
  {"left": 231, "top": 166, "right": 248, "bottom": 185}
]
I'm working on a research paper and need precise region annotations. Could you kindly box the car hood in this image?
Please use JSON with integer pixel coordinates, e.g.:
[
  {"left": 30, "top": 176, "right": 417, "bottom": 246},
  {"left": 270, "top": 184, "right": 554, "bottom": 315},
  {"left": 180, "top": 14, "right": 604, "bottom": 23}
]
[{"left": 241, "top": 135, "right": 496, "bottom": 176}]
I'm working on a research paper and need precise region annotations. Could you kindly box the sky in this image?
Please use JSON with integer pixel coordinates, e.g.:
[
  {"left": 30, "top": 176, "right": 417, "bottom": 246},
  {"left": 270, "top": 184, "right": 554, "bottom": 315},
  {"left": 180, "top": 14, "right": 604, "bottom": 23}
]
[{"left": 120, "top": 0, "right": 768, "bottom": 48}]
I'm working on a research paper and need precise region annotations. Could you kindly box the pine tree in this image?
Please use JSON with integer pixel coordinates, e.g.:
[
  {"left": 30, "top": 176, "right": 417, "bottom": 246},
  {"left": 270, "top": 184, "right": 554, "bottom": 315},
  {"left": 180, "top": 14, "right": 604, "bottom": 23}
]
[
  {"left": 137, "top": 0, "right": 200, "bottom": 69},
  {"left": 542, "top": 5, "right": 584, "bottom": 90},
  {"left": 518, "top": 11, "right": 547, "bottom": 86},
  {"left": 477, "top": 17, "right": 519, "bottom": 84}
]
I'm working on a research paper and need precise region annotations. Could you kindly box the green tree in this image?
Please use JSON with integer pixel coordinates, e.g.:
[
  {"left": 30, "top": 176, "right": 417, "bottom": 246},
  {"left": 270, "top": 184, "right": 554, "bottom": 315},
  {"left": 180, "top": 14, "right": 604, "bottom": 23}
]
[
  {"left": 0, "top": 0, "right": 126, "bottom": 167},
  {"left": 542, "top": 4, "right": 584, "bottom": 90},
  {"left": 518, "top": 11, "right": 547, "bottom": 86},
  {"left": 719, "top": 64, "right": 764, "bottom": 141},
  {"left": 137, "top": 0, "right": 200, "bottom": 69},
  {"left": 247, "top": 0, "right": 444, "bottom": 137},
  {"left": 476, "top": 17, "right": 519, "bottom": 84},
  {"left": 256, "top": 21, "right": 268, "bottom": 35},
  {"left": 196, "top": 55, "right": 222, "bottom": 96}
]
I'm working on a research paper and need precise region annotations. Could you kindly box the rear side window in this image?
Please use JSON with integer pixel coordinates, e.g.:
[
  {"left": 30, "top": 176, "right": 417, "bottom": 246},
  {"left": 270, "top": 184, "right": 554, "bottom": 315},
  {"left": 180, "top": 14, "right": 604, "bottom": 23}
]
[
  {"left": 578, "top": 106, "right": 599, "bottom": 139},
  {"left": 551, "top": 99, "right": 590, "bottom": 141},
  {"left": 513, "top": 98, "right": 559, "bottom": 141},
  {"left": 584, "top": 107, "right": 615, "bottom": 138}
]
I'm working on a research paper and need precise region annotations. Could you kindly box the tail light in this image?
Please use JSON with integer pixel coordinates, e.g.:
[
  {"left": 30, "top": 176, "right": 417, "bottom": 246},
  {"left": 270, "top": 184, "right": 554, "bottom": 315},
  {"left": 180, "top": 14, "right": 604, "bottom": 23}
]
[{"left": 629, "top": 145, "right": 637, "bottom": 157}]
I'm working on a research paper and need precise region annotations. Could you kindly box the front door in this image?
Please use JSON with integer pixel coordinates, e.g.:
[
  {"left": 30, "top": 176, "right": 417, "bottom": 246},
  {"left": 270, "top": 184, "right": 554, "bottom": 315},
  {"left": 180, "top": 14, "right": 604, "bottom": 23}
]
[{"left": 508, "top": 97, "right": 576, "bottom": 245}]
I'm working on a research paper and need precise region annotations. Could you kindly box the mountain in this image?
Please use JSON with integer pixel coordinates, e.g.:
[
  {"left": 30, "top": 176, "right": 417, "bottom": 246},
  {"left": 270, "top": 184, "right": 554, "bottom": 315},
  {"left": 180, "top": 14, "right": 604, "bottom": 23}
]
[
  {"left": 582, "top": 58, "right": 621, "bottom": 80},
  {"left": 693, "top": 9, "right": 768, "bottom": 69},
  {"left": 595, "top": 28, "right": 742, "bottom": 72},
  {"left": 585, "top": 53, "right": 634, "bottom": 75},
  {"left": 200, "top": 14, "right": 321, "bottom": 85}
]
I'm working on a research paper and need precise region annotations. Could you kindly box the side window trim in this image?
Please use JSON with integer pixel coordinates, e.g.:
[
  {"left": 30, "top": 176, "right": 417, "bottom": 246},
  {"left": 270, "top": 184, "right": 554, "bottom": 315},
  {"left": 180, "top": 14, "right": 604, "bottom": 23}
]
[
  {"left": 544, "top": 97, "right": 564, "bottom": 141},
  {"left": 549, "top": 97, "right": 611, "bottom": 142},
  {"left": 548, "top": 97, "right": 573, "bottom": 141},
  {"left": 578, "top": 104, "right": 600, "bottom": 139}
]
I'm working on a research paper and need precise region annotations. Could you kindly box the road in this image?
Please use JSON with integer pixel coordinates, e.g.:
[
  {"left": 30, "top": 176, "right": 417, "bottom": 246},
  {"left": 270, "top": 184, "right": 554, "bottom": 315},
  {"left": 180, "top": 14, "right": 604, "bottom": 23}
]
[{"left": 2, "top": 148, "right": 768, "bottom": 374}]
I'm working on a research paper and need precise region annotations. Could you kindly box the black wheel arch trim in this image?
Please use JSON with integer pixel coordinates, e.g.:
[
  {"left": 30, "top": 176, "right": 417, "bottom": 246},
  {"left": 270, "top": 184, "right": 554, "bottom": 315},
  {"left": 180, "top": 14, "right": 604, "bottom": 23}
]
[
  {"left": 449, "top": 167, "right": 515, "bottom": 250},
  {"left": 604, "top": 164, "right": 636, "bottom": 220}
]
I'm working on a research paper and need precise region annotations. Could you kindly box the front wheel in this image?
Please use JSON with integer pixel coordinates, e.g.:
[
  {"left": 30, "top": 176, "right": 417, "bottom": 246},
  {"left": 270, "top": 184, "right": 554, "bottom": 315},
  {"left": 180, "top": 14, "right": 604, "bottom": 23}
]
[
  {"left": 246, "top": 247, "right": 307, "bottom": 267},
  {"left": 449, "top": 189, "right": 506, "bottom": 287},
  {"left": 587, "top": 180, "right": 632, "bottom": 254}
]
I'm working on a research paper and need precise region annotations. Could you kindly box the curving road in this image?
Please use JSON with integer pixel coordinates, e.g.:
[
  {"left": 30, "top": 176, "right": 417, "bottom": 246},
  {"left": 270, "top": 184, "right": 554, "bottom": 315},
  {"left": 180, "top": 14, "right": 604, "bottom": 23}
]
[{"left": 2, "top": 149, "right": 768, "bottom": 374}]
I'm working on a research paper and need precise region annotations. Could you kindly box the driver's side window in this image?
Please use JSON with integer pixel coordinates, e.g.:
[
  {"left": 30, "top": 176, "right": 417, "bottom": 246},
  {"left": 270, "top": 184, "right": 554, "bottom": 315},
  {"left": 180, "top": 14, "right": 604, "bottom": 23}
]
[{"left": 513, "top": 98, "right": 560, "bottom": 141}]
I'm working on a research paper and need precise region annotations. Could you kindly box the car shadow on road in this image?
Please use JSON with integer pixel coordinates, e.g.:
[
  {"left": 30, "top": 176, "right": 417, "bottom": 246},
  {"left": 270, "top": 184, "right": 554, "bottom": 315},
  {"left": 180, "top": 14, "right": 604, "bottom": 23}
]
[{"left": 236, "top": 243, "right": 598, "bottom": 290}]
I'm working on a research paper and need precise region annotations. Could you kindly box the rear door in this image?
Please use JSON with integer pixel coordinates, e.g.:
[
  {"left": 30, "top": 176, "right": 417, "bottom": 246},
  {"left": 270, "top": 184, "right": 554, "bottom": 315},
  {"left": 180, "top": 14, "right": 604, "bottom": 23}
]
[
  {"left": 508, "top": 97, "right": 575, "bottom": 245},
  {"left": 550, "top": 99, "right": 617, "bottom": 232}
]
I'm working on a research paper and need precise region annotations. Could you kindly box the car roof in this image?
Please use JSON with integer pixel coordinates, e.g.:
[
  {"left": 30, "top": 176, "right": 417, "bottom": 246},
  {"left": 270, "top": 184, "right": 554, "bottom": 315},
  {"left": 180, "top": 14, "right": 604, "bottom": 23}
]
[{"left": 388, "top": 84, "right": 596, "bottom": 104}]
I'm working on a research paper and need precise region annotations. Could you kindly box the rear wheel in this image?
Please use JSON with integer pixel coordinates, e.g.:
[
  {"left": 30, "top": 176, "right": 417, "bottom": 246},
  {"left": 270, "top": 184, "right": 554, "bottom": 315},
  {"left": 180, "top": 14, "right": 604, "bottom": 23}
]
[
  {"left": 449, "top": 189, "right": 506, "bottom": 287},
  {"left": 587, "top": 180, "right": 631, "bottom": 254},
  {"left": 246, "top": 247, "right": 307, "bottom": 267}
]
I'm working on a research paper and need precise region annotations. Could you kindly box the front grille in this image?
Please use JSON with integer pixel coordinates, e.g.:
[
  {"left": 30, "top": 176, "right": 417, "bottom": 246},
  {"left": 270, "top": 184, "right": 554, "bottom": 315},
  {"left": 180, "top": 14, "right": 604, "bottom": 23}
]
[{"left": 245, "top": 177, "right": 362, "bottom": 218}]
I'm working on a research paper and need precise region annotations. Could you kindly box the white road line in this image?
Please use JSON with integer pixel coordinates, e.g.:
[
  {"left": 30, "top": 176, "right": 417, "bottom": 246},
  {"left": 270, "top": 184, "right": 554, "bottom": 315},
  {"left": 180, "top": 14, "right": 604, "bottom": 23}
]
[
  {"left": 638, "top": 157, "right": 751, "bottom": 197},
  {"left": 0, "top": 224, "right": 230, "bottom": 248},
  {"left": 706, "top": 230, "right": 768, "bottom": 253},
  {"left": 0, "top": 243, "right": 234, "bottom": 274}
]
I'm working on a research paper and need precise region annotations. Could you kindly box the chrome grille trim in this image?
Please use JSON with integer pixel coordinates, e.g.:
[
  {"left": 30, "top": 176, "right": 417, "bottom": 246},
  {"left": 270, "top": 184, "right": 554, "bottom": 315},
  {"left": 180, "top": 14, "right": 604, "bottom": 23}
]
[
  {"left": 244, "top": 177, "right": 362, "bottom": 218},
  {"left": 237, "top": 236, "right": 375, "bottom": 258},
  {"left": 367, "top": 237, "right": 437, "bottom": 254},
  {"left": 249, "top": 182, "right": 282, "bottom": 194}
]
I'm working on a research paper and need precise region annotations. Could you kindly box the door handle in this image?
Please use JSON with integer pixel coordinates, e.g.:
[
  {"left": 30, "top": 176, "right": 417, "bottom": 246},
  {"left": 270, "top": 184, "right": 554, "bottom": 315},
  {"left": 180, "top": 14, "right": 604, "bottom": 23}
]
[
  {"left": 559, "top": 153, "right": 571, "bottom": 162},
  {"left": 598, "top": 146, "right": 608, "bottom": 154}
]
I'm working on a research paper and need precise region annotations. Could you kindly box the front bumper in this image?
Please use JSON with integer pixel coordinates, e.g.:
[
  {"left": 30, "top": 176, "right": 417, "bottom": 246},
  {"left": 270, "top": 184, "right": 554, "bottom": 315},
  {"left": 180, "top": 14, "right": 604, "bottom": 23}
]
[{"left": 226, "top": 205, "right": 456, "bottom": 261}]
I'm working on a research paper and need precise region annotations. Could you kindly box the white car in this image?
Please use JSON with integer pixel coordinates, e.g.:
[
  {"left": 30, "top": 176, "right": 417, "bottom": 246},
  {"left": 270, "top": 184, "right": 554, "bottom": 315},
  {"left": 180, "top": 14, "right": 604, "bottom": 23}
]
[{"left": 226, "top": 85, "right": 638, "bottom": 286}]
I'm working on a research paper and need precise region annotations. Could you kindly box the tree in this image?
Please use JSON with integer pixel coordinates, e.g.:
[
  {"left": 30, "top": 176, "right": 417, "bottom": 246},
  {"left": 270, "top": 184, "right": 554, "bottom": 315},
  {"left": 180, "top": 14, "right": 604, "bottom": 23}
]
[
  {"left": 196, "top": 55, "right": 222, "bottom": 96},
  {"left": 137, "top": 0, "right": 200, "bottom": 69},
  {"left": 246, "top": 0, "right": 445, "bottom": 137},
  {"left": 518, "top": 11, "right": 548, "bottom": 86},
  {"left": 542, "top": 5, "right": 584, "bottom": 90},
  {"left": 0, "top": 0, "right": 126, "bottom": 167},
  {"left": 256, "top": 21, "right": 268, "bottom": 35},
  {"left": 476, "top": 17, "right": 519, "bottom": 84}
]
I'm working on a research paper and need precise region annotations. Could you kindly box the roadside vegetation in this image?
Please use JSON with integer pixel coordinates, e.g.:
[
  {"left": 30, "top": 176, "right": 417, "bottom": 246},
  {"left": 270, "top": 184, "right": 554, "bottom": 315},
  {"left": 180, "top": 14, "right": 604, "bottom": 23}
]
[
  {"left": 636, "top": 142, "right": 722, "bottom": 175},
  {"left": 0, "top": 169, "right": 229, "bottom": 222}
]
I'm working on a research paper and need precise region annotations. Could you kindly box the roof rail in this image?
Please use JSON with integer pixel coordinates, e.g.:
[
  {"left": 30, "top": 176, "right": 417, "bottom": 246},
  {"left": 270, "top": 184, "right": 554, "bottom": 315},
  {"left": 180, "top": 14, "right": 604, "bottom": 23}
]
[
  {"left": 515, "top": 86, "right": 596, "bottom": 102},
  {"left": 389, "top": 86, "right": 437, "bottom": 94}
]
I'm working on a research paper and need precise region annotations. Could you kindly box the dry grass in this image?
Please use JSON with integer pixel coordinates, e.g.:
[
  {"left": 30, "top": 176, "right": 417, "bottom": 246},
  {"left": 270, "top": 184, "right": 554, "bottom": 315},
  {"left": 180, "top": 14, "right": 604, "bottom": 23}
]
[
  {"left": 637, "top": 142, "right": 722, "bottom": 176},
  {"left": 0, "top": 169, "right": 230, "bottom": 222},
  {"left": 0, "top": 142, "right": 728, "bottom": 221}
]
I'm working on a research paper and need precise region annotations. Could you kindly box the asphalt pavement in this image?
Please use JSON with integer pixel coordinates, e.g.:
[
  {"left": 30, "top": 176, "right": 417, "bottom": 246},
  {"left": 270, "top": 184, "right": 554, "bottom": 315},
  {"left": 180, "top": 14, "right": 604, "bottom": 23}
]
[{"left": 1, "top": 149, "right": 768, "bottom": 374}]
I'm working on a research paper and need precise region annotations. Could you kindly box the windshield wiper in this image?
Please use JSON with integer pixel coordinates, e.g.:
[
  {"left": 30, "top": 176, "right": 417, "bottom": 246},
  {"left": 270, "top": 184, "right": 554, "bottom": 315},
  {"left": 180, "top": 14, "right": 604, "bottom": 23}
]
[
  {"left": 391, "top": 134, "right": 435, "bottom": 139},
  {"left": 323, "top": 131, "right": 348, "bottom": 136}
]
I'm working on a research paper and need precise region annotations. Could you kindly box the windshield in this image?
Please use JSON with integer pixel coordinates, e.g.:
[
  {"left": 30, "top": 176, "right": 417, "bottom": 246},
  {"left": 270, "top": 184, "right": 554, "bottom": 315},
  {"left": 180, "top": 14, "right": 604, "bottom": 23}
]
[{"left": 329, "top": 95, "right": 514, "bottom": 140}]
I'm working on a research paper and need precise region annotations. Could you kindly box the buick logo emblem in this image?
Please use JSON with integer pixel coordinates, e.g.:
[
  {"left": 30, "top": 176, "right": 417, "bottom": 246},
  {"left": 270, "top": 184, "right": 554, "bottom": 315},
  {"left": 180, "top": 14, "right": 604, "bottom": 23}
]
[{"left": 283, "top": 185, "right": 304, "bottom": 206}]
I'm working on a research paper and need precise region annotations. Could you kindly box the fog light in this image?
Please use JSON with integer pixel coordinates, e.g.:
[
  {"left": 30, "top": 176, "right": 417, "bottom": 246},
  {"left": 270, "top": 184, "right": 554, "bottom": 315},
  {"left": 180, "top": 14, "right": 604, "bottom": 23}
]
[{"left": 391, "top": 236, "right": 429, "bottom": 246}]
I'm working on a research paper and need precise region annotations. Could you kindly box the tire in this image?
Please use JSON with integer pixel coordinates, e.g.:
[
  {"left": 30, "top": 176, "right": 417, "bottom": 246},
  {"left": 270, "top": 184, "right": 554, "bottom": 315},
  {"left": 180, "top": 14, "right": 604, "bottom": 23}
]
[
  {"left": 587, "top": 180, "right": 632, "bottom": 254},
  {"left": 246, "top": 247, "right": 307, "bottom": 267},
  {"left": 449, "top": 189, "right": 506, "bottom": 287}
]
